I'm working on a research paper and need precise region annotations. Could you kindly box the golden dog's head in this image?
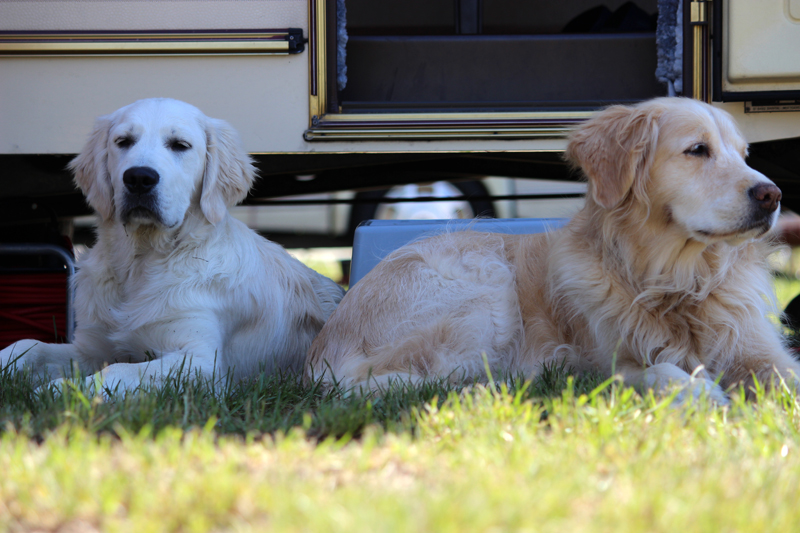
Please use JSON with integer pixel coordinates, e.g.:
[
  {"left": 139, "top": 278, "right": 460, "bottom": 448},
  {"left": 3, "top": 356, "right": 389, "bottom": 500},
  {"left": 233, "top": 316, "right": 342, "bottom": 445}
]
[
  {"left": 566, "top": 97, "right": 780, "bottom": 245},
  {"left": 69, "top": 98, "right": 256, "bottom": 229}
]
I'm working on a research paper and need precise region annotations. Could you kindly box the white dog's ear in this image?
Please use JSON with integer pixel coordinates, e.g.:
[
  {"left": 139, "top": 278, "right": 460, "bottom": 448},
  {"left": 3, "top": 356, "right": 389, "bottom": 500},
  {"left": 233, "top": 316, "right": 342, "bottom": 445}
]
[
  {"left": 68, "top": 115, "right": 115, "bottom": 221},
  {"left": 565, "top": 104, "right": 661, "bottom": 209},
  {"left": 201, "top": 118, "right": 257, "bottom": 225}
]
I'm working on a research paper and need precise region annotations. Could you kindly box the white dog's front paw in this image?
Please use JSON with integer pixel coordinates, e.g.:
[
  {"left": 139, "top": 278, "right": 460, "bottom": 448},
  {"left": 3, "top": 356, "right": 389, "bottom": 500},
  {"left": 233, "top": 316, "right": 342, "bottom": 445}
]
[
  {"left": 0, "top": 339, "right": 40, "bottom": 370},
  {"left": 35, "top": 376, "right": 68, "bottom": 396},
  {"left": 36, "top": 374, "right": 111, "bottom": 399}
]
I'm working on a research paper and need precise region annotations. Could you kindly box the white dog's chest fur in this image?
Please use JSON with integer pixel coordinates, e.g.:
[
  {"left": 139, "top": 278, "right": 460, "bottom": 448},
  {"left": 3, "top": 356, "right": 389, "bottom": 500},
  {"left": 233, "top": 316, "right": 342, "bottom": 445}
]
[
  {"left": 73, "top": 215, "right": 329, "bottom": 376},
  {"left": 75, "top": 241, "right": 224, "bottom": 361}
]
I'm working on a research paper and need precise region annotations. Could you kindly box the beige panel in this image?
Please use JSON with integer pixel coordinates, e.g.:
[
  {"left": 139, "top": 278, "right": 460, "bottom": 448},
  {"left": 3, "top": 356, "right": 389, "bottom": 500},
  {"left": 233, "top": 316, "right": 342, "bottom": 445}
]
[
  {"left": 714, "top": 102, "right": 800, "bottom": 144},
  {"left": 791, "top": 0, "right": 800, "bottom": 19},
  {"left": 0, "top": 0, "right": 308, "bottom": 32},
  {"left": 0, "top": 55, "right": 310, "bottom": 153},
  {"left": 724, "top": 0, "right": 800, "bottom": 92},
  {"left": 0, "top": 55, "right": 572, "bottom": 155}
]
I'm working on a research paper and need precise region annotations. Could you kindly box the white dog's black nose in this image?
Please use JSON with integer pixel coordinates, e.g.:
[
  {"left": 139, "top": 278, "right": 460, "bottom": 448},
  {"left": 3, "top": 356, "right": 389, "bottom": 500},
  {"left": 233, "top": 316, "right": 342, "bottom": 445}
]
[
  {"left": 123, "top": 166, "right": 160, "bottom": 195},
  {"left": 749, "top": 183, "right": 782, "bottom": 214}
]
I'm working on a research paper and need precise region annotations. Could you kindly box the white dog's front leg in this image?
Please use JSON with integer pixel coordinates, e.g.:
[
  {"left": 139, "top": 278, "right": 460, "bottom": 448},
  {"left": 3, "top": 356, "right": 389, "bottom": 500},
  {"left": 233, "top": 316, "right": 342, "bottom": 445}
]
[
  {"left": 74, "top": 351, "right": 224, "bottom": 397},
  {"left": 623, "top": 362, "right": 729, "bottom": 406},
  {"left": 0, "top": 339, "right": 82, "bottom": 383}
]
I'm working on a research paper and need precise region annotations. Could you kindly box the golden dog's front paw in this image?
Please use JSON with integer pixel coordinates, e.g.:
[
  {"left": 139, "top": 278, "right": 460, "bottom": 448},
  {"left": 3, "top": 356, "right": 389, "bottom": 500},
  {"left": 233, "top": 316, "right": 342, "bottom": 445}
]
[
  {"left": 634, "top": 363, "right": 729, "bottom": 407},
  {"left": 670, "top": 377, "right": 730, "bottom": 407}
]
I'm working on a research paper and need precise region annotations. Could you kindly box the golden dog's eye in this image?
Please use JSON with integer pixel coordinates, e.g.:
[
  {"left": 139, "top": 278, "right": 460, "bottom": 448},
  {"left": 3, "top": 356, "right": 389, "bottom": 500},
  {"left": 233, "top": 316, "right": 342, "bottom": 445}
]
[
  {"left": 115, "top": 136, "right": 134, "bottom": 149},
  {"left": 168, "top": 139, "right": 192, "bottom": 152},
  {"left": 685, "top": 143, "right": 709, "bottom": 157}
]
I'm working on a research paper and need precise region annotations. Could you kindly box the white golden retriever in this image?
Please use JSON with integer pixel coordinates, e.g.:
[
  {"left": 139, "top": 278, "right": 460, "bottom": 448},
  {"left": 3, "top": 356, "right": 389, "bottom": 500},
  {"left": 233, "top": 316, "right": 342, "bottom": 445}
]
[
  {"left": 0, "top": 98, "right": 344, "bottom": 393},
  {"left": 306, "top": 97, "right": 799, "bottom": 402}
]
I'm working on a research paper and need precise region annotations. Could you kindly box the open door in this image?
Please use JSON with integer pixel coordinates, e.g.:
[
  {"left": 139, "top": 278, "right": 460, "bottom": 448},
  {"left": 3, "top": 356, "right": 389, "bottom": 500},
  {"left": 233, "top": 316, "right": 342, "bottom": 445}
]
[{"left": 306, "top": 0, "right": 670, "bottom": 141}]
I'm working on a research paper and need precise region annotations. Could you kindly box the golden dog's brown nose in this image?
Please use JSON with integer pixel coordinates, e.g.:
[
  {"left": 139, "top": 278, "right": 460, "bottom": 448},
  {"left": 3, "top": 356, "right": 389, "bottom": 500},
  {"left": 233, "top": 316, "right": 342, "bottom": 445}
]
[{"left": 749, "top": 183, "right": 782, "bottom": 213}]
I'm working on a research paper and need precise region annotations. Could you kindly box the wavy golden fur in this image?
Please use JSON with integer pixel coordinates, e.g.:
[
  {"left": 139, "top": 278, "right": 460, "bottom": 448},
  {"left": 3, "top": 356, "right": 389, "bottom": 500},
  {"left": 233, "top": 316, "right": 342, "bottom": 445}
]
[{"left": 306, "top": 98, "right": 799, "bottom": 402}]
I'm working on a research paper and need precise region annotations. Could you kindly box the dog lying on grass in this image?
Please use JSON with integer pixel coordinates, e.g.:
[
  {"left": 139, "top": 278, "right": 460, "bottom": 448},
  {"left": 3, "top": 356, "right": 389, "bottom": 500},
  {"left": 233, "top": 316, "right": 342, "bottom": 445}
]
[
  {"left": 305, "top": 97, "right": 798, "bottom": 402},
  {"left": 0, "top": 98, "right": 344, "bottom": 394}
]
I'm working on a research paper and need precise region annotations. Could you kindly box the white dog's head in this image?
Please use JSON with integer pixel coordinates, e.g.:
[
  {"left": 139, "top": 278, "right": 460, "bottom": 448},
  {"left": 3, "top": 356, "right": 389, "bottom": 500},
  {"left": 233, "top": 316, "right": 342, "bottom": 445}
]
[
  {"left": 566, "top": 97, "right": 781, "bottom": 245},
  {"left": 69, "top": 98, "right": 256, "bottom": 228}
]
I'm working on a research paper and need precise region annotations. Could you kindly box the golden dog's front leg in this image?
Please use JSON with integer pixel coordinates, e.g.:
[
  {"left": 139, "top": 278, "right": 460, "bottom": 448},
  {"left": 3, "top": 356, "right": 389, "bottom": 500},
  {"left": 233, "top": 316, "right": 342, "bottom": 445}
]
[{"left": 720, "top": 349, "right": 800, "bottom": 400}]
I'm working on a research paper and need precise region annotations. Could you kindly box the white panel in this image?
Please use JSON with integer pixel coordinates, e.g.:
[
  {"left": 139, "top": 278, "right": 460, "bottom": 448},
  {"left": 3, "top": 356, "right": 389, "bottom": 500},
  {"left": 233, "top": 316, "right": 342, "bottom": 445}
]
[
  {"left": 725, "top": 0, "right": 800, "bottom": 92},
  {"left": 0, "top": 0, "right": 307, "bottom": 32},
  {"left": 713, "top": 102, "right": 800, "bottom": 144},
  {"left": 0, "top": 55, "right": 310, "bottom": 153},
  {"left": 0, "top": 55, "right": 576, "bottom": 155},
  {"left": 790, "top": 0, "right": 800, "bottom": 19}
]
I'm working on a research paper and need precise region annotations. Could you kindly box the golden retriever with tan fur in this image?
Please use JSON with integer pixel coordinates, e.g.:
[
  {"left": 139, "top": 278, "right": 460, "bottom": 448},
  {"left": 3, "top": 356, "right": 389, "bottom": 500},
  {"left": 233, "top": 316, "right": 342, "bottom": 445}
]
[{"left": 305, "top": 97, "right": 799, "bottom": 402}]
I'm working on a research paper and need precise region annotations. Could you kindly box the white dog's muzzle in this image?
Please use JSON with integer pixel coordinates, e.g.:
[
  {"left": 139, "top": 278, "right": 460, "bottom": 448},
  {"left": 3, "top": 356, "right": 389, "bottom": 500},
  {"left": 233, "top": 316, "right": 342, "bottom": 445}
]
[{"left": 120, "top": 166, "right": 163, "bottom": 225}]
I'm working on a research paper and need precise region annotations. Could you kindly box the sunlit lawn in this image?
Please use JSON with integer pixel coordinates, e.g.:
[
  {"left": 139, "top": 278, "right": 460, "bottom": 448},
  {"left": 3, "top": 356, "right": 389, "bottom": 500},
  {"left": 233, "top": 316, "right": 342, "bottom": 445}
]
[
  {"left": 774, "top": 275, "right": 800, "bottom": 311},
  {"left": 2, "top": 253, "right": 800, "bottom": 531},
  {"left": 2, "top": 375, "right": 800, "bottom": 532}
]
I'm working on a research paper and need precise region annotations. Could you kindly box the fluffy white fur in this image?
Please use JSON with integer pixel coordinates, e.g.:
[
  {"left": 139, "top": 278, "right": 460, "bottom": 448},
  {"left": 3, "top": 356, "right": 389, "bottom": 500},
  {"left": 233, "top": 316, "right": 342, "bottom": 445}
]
[
  {"left": 306, "top": 98, "right": 800, "bottom": 402},
  {"left": 0, "top": 98, "right": 344, "bottom": 393}
]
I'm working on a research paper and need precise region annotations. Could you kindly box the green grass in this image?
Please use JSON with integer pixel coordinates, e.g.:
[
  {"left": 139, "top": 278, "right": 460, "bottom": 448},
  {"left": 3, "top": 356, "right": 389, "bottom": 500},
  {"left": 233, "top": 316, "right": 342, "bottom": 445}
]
[
  {"left": 2, "top": 265, "right": 800, "bottom": 531},
  {"left": 773, "top": 274, "right": 800, "bottom": 311},
  {"left": 2, "top": 365, "right": 800, "bottom": 532},
  {"left": 0, "top": 361, "right": 600, "bottom": 440}
]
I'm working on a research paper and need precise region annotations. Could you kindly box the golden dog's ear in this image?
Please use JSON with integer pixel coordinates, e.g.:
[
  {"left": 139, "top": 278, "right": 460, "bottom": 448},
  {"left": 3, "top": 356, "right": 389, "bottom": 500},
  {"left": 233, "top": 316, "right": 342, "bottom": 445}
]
[
  {"left": 565, "top": 104, "right": 661, "bottom": 209},
  {"left": 68, "top": 115, "right": 115, "bottom": 221},
  {"left": 201, "top": 118, "right": 257, "bottom": 225}
]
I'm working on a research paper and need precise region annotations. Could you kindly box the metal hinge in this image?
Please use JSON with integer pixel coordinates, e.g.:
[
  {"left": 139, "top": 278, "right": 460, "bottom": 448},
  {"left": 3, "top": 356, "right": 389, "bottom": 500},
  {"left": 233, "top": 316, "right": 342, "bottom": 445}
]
[{"left": 690, "top": 0, "right": 710, "bottom": 24}]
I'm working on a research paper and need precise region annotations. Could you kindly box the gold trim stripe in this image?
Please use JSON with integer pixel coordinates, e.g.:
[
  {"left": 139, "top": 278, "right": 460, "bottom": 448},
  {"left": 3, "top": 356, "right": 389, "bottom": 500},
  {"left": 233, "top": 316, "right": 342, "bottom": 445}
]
[
  {"left": 304, "top": 126, "right": 576, "bottom": 141},
  {"left": 308, "top": 0, "right": 327, "bottom": 121},
  {"left": 0, "top": 32, "right": 289, "bottom": 41},
  {"left": 0, "top": 31, "right": 292, "bottom": 56},
  {"left": 305, "top": 109, "right": 590, "bottom": 141},
  {"left": 318, "top": 111, "right": 593, "bottom": 123}
]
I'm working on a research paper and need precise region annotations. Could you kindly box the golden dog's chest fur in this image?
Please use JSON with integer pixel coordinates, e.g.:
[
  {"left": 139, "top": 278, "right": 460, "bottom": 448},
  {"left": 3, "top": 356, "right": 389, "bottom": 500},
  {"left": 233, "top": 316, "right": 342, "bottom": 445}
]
[
  {"left": 525, "top": 208, "right": 782, "bottom": 390},
  {"left": 306, "top": 98, "right": 800, "bottom": 401}
]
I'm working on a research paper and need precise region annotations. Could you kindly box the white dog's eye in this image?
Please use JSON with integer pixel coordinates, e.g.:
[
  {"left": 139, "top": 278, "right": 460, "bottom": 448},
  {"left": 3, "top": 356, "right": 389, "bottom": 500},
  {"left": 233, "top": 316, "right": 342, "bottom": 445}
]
[
  {"left": 168, "top": 139, "right": 192, "bottom": 152},
  {"left": 685, "top": 143, "right": 710, "bottom": 157},
  {"left": 115, "top": 136, "right": 134, "bottom": 149}
]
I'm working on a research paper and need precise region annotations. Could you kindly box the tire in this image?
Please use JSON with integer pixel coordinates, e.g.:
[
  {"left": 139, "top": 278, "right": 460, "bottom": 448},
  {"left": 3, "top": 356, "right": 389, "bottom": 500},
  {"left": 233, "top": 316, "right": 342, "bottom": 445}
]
[{"left": 347, "top": 179, "right": 496, "bottom": 242}]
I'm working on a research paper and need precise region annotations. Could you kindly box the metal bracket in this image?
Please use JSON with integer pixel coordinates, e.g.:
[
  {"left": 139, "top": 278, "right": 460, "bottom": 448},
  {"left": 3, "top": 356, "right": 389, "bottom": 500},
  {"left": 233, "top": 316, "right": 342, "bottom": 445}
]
[{"left": 286, "top": 28, "right": 306, "bottom": 54}]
